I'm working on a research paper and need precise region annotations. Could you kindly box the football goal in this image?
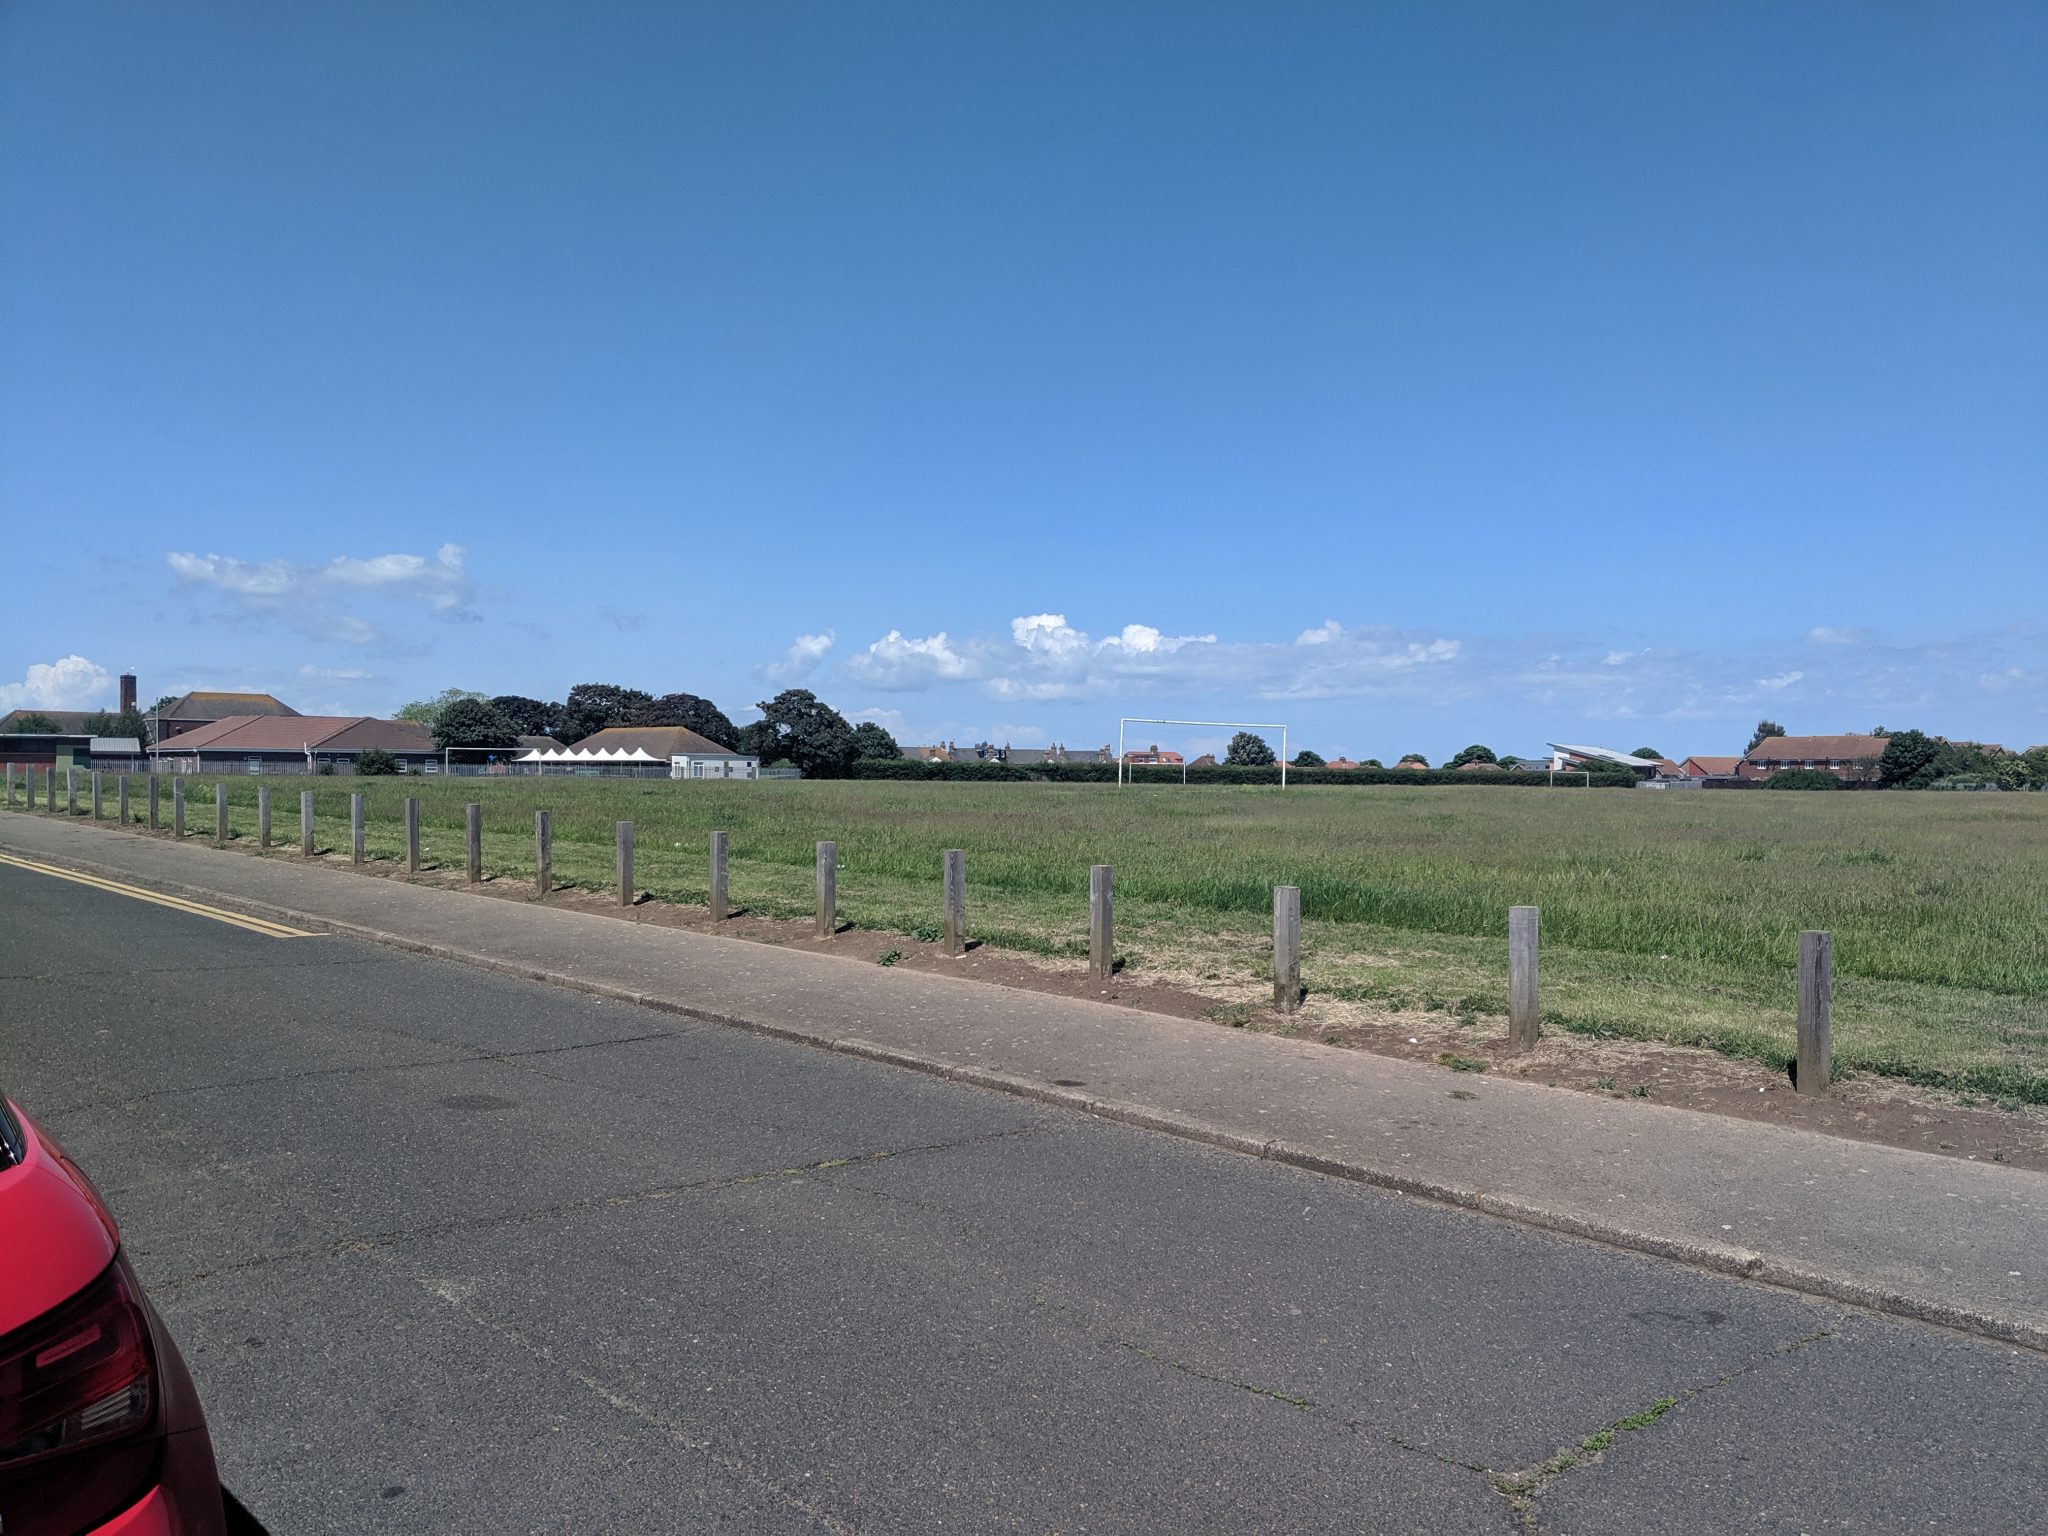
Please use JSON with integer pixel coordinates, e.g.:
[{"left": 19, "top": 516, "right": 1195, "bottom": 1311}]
[{"left": 1116, "top": 717, "right": 1292, "bottom": 787}]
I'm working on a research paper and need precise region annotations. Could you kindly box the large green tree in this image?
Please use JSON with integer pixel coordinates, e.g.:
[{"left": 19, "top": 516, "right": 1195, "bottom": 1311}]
[
  {"left": 744, "top": 689, "right": 858, "bottom": 777},
  {"left": 1449, "top": 744, "right": 1497, "bottom": 767},
  {"left": 490, "top": 695, "right": 562, "bottom": 738},
  {"left": 1224, "top": 731, "right": 1275, "bottom": 767},
  {"left": 1631, "top": 747, "right": 1664, "bottom": 760},
  {"left": 1877, "top": 729, "right": 1946, "bottom": 788},
  {"left": 432, "top": 697, "right": 521, "bottom": 751},
  {"left": 1746, "top": 719, "right": 1787, "bottom": 754},
  {"left": 81, "top": 707, "right": 151, "bottom": 743},
  {"left": 396, "top": 688, "right": 487, "bottom": 731},
  {"left": 1289, "top": 749, "right": 1325, "bottom": 768},
  {"left": 560, "top": 682, "right": 654, "bottom": 744},
  {"left": 627, "top": 692, "right": 738, "bottom": 748},
  {"left": 851, "top": 721, "right": 902, "bottom": 760}
]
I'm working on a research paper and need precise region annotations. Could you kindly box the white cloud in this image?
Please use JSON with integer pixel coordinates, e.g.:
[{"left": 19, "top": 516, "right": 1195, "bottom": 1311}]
[
  {"left": 755, "top": 630, "right": 837, "bottom": 685},
  {"left": 165, "top": 542, "right": 478, "bottom": 643},
  {"left": 297, "top": 664, "right": 372, "bottom": 681},
  {"left": 1756, "top": 670, "right": 1806, "bottom": 691},
  {"left": 845, "top": 629, "right": 975, "bottom": 689},
  {"left": 989, "top": 722, "right": 1048, "bottom": 745},
  {"left": 849, "top": 706, "right": 909, "bottom": 737},
  {"left": 1806, "top": 626, "right": 1868, "bottom": 646},
  {"left": 0, "top": 655, "right": 111, "bottom": 712}
]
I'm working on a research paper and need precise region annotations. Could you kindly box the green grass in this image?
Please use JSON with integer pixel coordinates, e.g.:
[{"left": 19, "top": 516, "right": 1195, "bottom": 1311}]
[{"left": 20, "top": 775, "right": 2048, "bottom": 1100}]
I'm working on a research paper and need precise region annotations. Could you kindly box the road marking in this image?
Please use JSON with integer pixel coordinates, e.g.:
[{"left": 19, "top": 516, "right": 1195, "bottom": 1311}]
[{"left": 0, "top": 852, "right": 318, "bottom": 939}]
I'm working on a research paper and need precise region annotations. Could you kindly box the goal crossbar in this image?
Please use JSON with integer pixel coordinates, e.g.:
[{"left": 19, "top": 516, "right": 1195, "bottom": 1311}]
[{"left": 1117, "top": 717, "right": 1291, "bottom": 787}]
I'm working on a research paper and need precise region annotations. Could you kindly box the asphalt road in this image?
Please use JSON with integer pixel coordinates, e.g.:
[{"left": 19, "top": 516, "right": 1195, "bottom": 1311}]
[{"left": 4, "top": 860, "right": 2045, "bottom": 1534}]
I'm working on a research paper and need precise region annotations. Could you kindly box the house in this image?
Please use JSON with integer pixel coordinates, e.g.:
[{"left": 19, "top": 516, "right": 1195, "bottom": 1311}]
[
  {"left": 1737, "top": 734, "right": 1886, "bottom": 783},
  {"left": 557, "top": 725, "right": 759, "bottom": 780},
  {"left": 1396, "top": 758, "right": 1430, "bottom": 771},
  {"left": 150, "top": 690, "right": 300, "bottom": 743},
  {"left": 1123, "top": 744, "right": 1184, "bottom": 766},
  {"left": 1188, "top": 754, "right": 1219, "bottom": 768},
  {"left": 1324, "top": 757, "right": 1361, "bottom": 770},
  {"left": 1678, "top": 755, "right": 1743, "bottom": 780},
  {"left": 151, "top": 715, "right": 437, "bottom": 773}
]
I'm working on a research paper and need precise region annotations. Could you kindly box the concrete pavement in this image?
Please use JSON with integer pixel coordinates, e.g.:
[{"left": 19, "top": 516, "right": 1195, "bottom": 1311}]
[
  {"left": 2, "top": 804, "right": 2044, "bottom": 1352},
  {"left": 5, "top": 857, "right": 2046, "bottom": 1533}
]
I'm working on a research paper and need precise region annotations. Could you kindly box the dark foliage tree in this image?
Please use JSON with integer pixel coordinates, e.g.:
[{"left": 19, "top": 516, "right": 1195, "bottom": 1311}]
[
  {"left": 1449, "top": 744, "right": 1497, "bottom": 767},
  {"left": 396, "top": 689, "right": 486, "bottom": 730},
  {"left": 560, "top": 682, "right": 654, "bottom": 744},
  {"left": 851, "top": 721, "right": 902, "bottom": 760},
  {"left": 747, "top": 689, "right": 858, "bottom": 777},
  {"left": 432, "top": 697, "right": 521, "bottom": 751},
  {"left": 1877, "top": 729, "right": 1945, "bottom": 788},
  {"left": 626, "top": 692, "right": 739, "bottom": 749},
  {"left": 353, "top": 748, "right": 400, "bottom": 776},
  {"left": 1747, "top": 719, "right": 1787, "bottom": 754},
  {"left": 5, "top": 712, "right": 59, "bottom": 733},
  {"left": 1224, "top": 731, "right": 1275, "bottom": 767},
  {"left": 1761, "top": 767, "right": 1839, "bottom": 790},
  {"left": 1289, "top": 749, "right": 1325, "bottom": 768},
  {"left": 490, "top": 695, "right": 562, "bottom": 738},
  {"left": 80, "top": 707, "right": 151, "bottom": 743},
  {"left": 1360, "top": 758, "right": 1384, "bottom": 768},
  {"left": 1398, "top": 752, "right": 1429, "bottom": 767},
  {"left": 1630, "top": 747, "right": 1663, "bottom": 760}
]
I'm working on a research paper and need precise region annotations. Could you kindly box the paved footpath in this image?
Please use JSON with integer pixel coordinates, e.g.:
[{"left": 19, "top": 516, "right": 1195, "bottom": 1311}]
[{"left": 3, "top": 805, "right": 2044, "bottom": 1350}]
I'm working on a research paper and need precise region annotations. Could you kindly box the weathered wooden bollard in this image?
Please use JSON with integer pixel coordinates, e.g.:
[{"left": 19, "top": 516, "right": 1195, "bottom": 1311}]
[
  {"left": 258, "top": 786, "right": 271, "bottom": 847},
  {"left": 1089, "top": 864, "right": 1114, "bottom": 981},
  {"left": 351, "top": 793, "right": 365, "bottom": 864},
  {"left": 66, "top": 768, "right": 77, "bottom": 816},
  {"left": 709, "top": 830, "right": 729, "bottom": 921},
  {"left": 91, "top": 772, "right": 103, "bottom": 821},
  {"left": 1797, "top": 930, "right": 1833, "bottom": 1095},
  {"left": 1509, "top": 905, "right": 1540, "bottom": 1050},
  {"left": 215, "top": 783, "right": 228, "bottom": 845},
  {"left": 1273, "top": 885, "right": 1302, "bottom": 1013},
  {"left": 616, "top": 822, "right": 634, "bottom": 906},
  {"left": 118, "top": 775, "right": 130, "bottom": 824},
  {"left": 300, "top": 790, "right": 315, "bottom": 856},
  {"left": 465, "top": 803, "right": 482, "bottom": 883},
  {"left": 172, "top": 778, "right": 186, "bottom": 838},
  {"left": 534, "top": 810, "right": 551, "bottom": 896},
  {"left": 3, "top": 764, "right": 13, "bottom": 806},
  {"left": 148, "top": 775, "right": 160, "bottom": 831},
  {"left": 942, "top": 849, "right": 966, "bottom": 956},
  {"left": 815, "top": 841, "right": 836, "bottom": 936},
  {"left": 405, "top": 797, "right": 421, "bottom": 873}
]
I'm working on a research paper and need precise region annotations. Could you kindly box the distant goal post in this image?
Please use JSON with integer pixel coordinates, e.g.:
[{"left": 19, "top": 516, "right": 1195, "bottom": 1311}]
[{"left": 1116, "top": 717, "right": 1292, "bottom": 787}]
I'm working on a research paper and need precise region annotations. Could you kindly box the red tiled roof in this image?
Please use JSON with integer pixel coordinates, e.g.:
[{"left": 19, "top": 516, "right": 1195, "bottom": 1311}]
[
  {"left": 1681, "top": 755, "right": 1742, "bottom": 776},
  {"left": 154, "top": 715, "right": 431, "bottom": 753},
  {"left": 566, "top": 725, "right": 742, "bottom": 756},
  {"left": 1743, "top": 734, "right": 1885, "bottom": 763}
]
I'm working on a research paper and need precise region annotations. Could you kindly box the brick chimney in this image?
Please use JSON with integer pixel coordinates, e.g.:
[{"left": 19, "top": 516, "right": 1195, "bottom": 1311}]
[{"left": 119, "top": 673, "right": 137, "bottom": 713}]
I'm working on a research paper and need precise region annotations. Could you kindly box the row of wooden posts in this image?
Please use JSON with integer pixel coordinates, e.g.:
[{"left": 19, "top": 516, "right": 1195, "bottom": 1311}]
[{"left": 2, "top": 763, "right": 1835, "bottom": 1094}]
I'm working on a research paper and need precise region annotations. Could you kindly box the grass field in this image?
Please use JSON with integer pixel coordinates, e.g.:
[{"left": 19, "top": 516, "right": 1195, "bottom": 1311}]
[{"left": 21, "top": 775, "right": 2048, "bottom": 1101}]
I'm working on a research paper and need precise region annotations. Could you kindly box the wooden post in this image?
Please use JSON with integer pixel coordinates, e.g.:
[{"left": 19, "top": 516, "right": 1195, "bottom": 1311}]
[
  {"left": 3, "top": 764, "right": 12, "bottom": 806},
  {"left": 1797, "top": 930, "right": 1833, "bottom": 1095},
  {"left": 258, "top": 786, "right": 271, "bottom": 847},
  {"left": 172, "top": 777, "right": 185, "bottom": 838},
  {"left": 815, "top": 841, "right": 835, "bottom": 937},
  {"left": 1089, "top": 865, "right": 1114, "bottom": 981},
  {"left": 1509, "top": 905, "right": 1541, "bottom": 1050},
  {"left": 148, "top": 775, "right": 160, "bottom": 831},
  {"left": 91, "top": 772, "right": 103, "bottom": 820},
  {"left": 350, "top": 793, "right": 365, "bottom": 864},
  {"left": 709, "top": 831, "right": 729, "bottom": 921},
  {"left": 1273, "top": 885, "right": 1302, "bottom": 1013},
  {"left": 534, "top": 810, "right": 551, "bottom": 896},
  {"left": 616, "top": 821, "right": 634, "bottom": 906},
  {"left": 405, "top": 797, "right": 421, "bottom": 873},
  {"left": 300, "top": 790, "right": 315, "bottom": 856},
  {"left": 118, "top": 775, "right": 130, "bottom": 825},
  {"left": 66, "top": 768, "right": 77, "bottom": 816},
  {"left": 942, "top": 849, "right": 966, "bottom": 956},
  {"left": 215, "top": 783, "right": 228, "bottom": 845},
  {"left": 466, "top": 803, "right": 482, "bottom": 883}
]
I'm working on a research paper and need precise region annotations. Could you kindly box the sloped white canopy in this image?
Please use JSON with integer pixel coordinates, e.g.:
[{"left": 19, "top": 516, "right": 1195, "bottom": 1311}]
[{"left": 514, "top": 746, "right": 664, "bottom": 763}]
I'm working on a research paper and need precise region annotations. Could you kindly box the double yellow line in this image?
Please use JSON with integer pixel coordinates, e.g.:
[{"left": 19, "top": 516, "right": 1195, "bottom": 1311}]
[{"left": 0, "top": 852, "right": 317, "bottom": 939}]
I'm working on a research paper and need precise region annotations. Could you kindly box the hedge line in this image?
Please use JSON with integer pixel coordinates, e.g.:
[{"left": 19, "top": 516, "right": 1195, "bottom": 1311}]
[{"left": 846, "top": 759, "right": 1637, "bottom": 788}]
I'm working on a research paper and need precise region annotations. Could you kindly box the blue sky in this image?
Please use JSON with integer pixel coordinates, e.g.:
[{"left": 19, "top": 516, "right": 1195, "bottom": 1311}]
[{"left": 4, "top": 2, "right": 2042, "bottom": 761}]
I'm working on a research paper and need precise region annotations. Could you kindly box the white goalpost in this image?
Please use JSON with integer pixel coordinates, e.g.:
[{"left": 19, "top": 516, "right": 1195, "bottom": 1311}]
[{"left": 1117, "top": 717, "right": 1291, "bottom": 788}]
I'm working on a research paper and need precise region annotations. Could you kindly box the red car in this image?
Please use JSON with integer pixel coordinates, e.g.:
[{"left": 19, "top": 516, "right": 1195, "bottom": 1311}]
[{"left": 0, "top": 1096, "right": 227, "bottom": 1536}]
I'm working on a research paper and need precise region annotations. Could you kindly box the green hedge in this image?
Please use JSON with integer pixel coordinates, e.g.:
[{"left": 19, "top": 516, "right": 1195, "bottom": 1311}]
[{"left": 848, "top": 759, "right": 1636, "bottom": 788}]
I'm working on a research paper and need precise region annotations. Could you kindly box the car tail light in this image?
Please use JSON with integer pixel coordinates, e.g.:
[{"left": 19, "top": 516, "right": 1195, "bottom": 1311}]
[{"left": 0, "top": 1256, "right": 161, "bottom": 1536}]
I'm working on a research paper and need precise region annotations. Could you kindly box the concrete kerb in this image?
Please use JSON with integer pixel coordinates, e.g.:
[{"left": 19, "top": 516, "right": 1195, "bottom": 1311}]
[{"left": 4, "top": 821, "right": 2044, "bottom": 1357}]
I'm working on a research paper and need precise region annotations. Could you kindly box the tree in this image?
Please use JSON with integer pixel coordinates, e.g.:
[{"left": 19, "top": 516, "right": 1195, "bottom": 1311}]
[
  {"left": 432, "top": 697, "right": 520, "bottom": 752},
  {"left": 1762, "top": 767, "right": 1839, "bottom": 790},
  {"left": 746, "top": 689, "right": 858, "bottom": 777},
  {"left": 1289, "top": 749, "right": 1325, "bottom": 768},
  {"left": 354, "top": 748, "right": 400, "bottom": 776},
  {"left": 491, "top": 695, "right": 562, "bottom": 738},
  {"left": 1360, "top": 758, "right": 1384, "bottom": 769},
  {"left": 396, "top": 688, "right": 487, "bottom": 731},
  {"left": 81, "top": 707, "right": 151, "bottom": 743},
  {"left": 1449, "top": 744, "right": 1497, "bottom": 768},
  {"left": 626, "top": 692, "right": 739, "bottom": 749},
  {"left": 1398, "top": 753, "right": 1429, "bottom": 767},
  {"left": 1878, "top": 729, "right": 1946, "bottom": 789},
  {"left": 1630, "top": 747, "right": 1664, "bottom": 761},
  {"left": 5, "top": 712, "right": 59, "bottom": 733},
  {"left": 560, "top": 682, "right": 654, "bottom": 744},
  {"left": 2021, "top": 746, "right": 2048, "bottom": 789},
  {"left": 851, "top": 721, "right": 902, "bottom": 760},
  {"left": 1224, "top": 731, "right": 1275, "bottom": 767},
  {"left": 1747, "top": 720, "right": 1787, "bottom": 754}
]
